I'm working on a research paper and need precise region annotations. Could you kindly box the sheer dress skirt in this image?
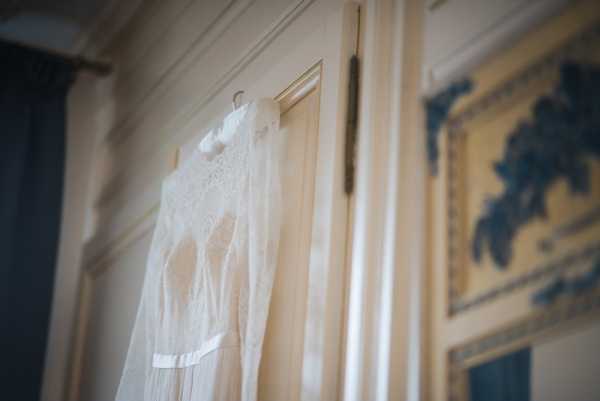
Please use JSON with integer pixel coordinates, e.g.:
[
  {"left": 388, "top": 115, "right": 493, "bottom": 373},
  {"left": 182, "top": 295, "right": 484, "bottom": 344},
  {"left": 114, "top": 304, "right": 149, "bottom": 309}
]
[{"left": 115, "top": 99, "right": 283, "bottom": 401}]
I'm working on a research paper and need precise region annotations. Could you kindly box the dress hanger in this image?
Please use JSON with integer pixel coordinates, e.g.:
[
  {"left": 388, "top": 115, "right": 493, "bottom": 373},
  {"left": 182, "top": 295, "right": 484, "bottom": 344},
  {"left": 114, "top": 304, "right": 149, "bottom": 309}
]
[
  {"left": 232, "top": 90, "right": 244, "bottom": 111},
  {"left": 199, "top": 90, "right": 246, "bottom": 157}
]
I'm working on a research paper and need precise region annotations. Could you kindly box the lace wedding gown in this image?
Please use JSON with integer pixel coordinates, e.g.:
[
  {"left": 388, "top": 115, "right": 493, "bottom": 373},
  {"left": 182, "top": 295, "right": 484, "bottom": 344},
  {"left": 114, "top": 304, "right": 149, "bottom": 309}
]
[{"left": 116, "top": 99, "right": 283, "bottom": 401}]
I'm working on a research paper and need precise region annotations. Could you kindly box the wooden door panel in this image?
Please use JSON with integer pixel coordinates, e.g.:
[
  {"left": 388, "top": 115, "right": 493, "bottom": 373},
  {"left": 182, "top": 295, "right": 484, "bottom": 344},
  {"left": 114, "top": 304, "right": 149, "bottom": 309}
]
[{"left": 258, "top": 74, "right": 321, "bottom": 401}]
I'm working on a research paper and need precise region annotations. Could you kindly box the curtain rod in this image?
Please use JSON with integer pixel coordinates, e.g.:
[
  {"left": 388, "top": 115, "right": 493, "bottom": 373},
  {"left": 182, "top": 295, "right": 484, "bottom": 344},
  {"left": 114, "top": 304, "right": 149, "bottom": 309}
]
[{"left": 1, "top": 37, "right": 112, "bottom": 77}]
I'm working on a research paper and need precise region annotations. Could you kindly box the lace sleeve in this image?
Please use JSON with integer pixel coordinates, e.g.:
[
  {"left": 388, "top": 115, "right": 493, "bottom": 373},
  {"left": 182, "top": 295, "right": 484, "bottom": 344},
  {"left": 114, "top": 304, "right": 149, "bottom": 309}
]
[
  {"left": 240, "top": 100, "right": 283, "bottom": 401},
  {"left": 115, "top": 188, "right": 172, "bottom": 401}
]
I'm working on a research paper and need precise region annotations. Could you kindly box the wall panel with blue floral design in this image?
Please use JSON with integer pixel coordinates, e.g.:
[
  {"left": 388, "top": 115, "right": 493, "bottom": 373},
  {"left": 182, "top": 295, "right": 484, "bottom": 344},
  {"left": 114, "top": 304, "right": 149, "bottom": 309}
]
[{"left": 426, "top": 18, "right": 600, "bottom": 316}]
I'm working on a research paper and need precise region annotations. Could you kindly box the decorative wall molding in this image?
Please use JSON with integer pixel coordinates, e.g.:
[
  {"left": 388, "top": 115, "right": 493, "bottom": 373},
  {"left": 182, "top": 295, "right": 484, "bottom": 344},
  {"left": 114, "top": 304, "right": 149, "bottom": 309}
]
[
  {"left": 104, "top": 0, "right": 251, "bottom": 146},
  {"left": 162, "top": 0, "right": 317, "bottom": 146},
  {"left": 67, "top": 228, "right": 155, "bottom": 401},
  {"left": 94, "top": 0, "right": 316, "bottom": 213},
  {"left": 71, "top": 0, "right": 145, "bottom": 57},
  {"left": 424, "top": 0, "right": 569, "bottom": 94},
  {"left": 532, "top": 256, "right": 600, "bottom": 306},
  {"left": 83, "top": 204, "right": 158, "bottom": 276},
  {"left": 424, "top": 78, "right": 471, "bottom": 175},
  {"left": 103, "top": 0, "right": 315, "bottom": 148},
  {"left": 448, "top": 288, "right": 600, "bottom": 401},
  {"left": 451, "top": 243, "right": 600, "bottom": 314},
  {"left": 108, "top": 0, "right": 230, "bottom": 81},
  {"left": 446, "top": 20, "right": 600, "bottom": 315}
]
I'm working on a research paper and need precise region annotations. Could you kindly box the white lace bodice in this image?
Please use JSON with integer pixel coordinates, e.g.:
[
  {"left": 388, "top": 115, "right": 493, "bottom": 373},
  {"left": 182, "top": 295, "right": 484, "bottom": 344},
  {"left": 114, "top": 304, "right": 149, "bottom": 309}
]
[{"left": 116, "top": 99, "right": 283, "bottom": 401}]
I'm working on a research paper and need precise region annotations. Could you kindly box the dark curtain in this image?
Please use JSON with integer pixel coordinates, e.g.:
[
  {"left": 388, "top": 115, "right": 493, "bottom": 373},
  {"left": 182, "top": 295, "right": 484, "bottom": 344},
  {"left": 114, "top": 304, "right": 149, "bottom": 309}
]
[
  {"left": 0, "top": 41, "right": 74, "bottom": 401},
  {"left": 469, "top": 347, "right": 531, "bottom": 401}
]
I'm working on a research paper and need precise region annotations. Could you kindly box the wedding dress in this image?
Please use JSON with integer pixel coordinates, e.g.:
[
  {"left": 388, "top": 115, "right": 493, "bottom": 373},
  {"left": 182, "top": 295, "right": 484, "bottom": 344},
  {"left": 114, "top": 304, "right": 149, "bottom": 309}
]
[{"left": 116, "top": 99, "right": 283, "bottom": 401}]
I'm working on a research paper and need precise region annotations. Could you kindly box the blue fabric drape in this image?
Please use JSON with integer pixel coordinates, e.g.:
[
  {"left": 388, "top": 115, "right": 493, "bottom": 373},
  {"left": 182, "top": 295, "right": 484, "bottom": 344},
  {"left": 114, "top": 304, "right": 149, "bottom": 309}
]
[
  {"left": 0, "top": 40, "right": 74, "bottom": 401},
  {"left": 469, "top": 347, "right": 531, "bottom": 401}
]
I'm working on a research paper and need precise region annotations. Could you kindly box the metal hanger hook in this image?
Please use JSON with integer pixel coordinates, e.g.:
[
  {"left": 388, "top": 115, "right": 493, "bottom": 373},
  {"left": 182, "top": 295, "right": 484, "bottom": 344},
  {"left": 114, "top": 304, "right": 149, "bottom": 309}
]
[{"left": 232, "top": 90, "right": 244, "bottom": 111}]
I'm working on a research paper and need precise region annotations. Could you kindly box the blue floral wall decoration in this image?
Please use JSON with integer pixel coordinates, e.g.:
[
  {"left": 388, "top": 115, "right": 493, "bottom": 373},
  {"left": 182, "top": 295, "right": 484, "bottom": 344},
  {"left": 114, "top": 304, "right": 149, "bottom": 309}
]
[
  {"left": 472, "top": 62, "right": 600, "bottom": 269},
  {"left": 425, "top": 79, "right": 473, "bottom": 175}
]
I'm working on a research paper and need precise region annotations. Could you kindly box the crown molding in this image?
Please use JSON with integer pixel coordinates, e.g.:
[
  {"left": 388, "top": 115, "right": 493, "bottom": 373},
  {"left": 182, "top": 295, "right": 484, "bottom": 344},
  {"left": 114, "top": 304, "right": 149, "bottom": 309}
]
[
  {"left": 423, "top": 0, "right": 569, "bottom": 95},
  {"left": 71, "top": 0, "right": 145, "bottom": 58}
]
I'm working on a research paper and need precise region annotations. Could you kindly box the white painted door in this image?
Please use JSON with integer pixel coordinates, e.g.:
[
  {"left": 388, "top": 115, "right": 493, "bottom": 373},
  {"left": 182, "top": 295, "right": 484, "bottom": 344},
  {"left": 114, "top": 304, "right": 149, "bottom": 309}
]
[{"left": 69, "top": 2, "right": 359, "bottom": 401}]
